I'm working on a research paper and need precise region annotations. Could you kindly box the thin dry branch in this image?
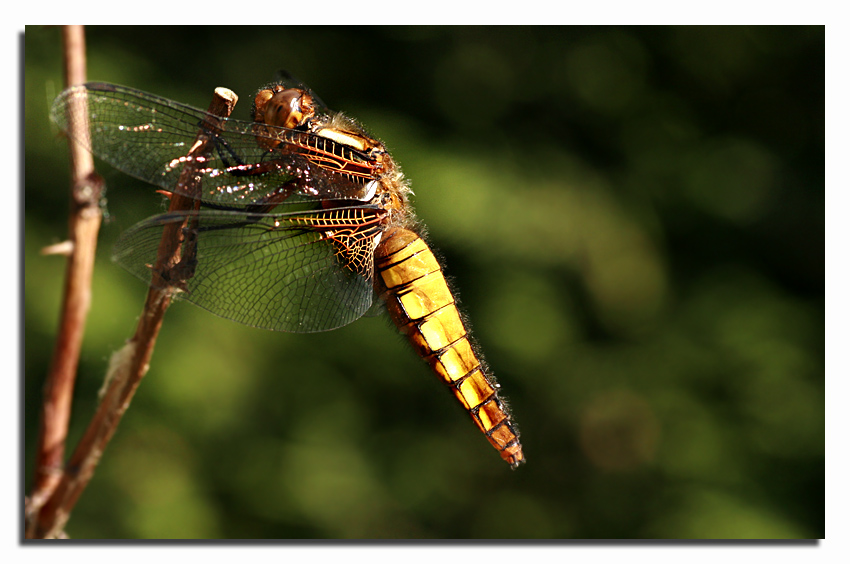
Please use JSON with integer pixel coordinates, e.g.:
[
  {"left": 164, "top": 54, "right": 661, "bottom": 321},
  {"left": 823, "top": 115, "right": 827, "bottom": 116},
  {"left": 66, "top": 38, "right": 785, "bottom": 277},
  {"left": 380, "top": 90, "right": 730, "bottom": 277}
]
[
  {"left": 27, "top": 25, "right": 102, "bottom": 520},
  {"left": 28, "top": 83, "right": 239, "bottom": 539}
]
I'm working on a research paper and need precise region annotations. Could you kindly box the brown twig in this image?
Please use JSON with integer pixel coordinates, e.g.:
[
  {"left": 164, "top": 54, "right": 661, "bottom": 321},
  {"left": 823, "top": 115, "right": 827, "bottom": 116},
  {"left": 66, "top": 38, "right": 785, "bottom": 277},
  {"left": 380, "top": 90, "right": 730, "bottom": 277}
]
[
  {"left": 29, "top": 84, "right": 239, "bottom": 540},
  {"left": 27, "top": 25, "right": 102, "bottom": 523}
]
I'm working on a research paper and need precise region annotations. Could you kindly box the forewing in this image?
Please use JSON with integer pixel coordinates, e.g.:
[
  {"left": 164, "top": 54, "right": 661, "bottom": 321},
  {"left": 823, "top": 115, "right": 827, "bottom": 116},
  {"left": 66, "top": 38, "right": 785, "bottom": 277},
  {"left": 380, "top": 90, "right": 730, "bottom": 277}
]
[
  {"left": 49, "top": 83, "right": 367, "bottom": 206},
  {"left": 112, "top": 207, "right": 380, "bottom": 333}
]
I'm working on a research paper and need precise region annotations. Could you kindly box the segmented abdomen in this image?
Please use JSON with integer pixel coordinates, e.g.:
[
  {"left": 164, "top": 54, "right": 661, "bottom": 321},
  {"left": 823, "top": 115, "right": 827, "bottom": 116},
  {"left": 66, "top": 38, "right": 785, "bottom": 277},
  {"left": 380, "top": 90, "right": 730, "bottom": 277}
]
[{"left": 375, "top": 227, "right": 524, "bottom": 468}]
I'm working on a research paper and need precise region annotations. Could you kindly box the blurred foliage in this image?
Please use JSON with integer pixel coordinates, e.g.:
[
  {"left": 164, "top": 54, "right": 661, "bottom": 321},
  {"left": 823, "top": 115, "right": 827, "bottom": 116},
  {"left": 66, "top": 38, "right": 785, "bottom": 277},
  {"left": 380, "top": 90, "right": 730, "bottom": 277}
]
[{"left": 24, "top": 26, "right": 823, "bottom": 539}]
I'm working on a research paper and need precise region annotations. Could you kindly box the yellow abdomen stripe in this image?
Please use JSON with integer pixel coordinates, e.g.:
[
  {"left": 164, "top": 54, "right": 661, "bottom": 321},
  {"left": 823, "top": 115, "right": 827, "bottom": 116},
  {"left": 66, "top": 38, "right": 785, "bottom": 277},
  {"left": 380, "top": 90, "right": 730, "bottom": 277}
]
[{"left": 375, "top": 228, "right": 524, "bottom": 468}]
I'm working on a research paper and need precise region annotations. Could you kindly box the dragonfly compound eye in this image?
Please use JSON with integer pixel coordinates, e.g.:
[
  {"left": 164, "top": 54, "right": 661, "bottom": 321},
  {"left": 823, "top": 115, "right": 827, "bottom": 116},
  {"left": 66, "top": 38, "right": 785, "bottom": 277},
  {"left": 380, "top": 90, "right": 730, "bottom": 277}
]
[{"left": 253, "top": 86, "right": 316, "bottom": 130}]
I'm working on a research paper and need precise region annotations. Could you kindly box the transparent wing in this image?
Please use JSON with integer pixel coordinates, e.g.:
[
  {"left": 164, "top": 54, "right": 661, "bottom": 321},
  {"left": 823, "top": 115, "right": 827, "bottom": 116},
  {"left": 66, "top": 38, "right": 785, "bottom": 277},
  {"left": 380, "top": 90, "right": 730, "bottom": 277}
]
[
  {"left": 50, "top": 82, "right": 370, "bottom": 206},
  {"left": 112, "top": 204, "right": 385, "bottom": 333}
]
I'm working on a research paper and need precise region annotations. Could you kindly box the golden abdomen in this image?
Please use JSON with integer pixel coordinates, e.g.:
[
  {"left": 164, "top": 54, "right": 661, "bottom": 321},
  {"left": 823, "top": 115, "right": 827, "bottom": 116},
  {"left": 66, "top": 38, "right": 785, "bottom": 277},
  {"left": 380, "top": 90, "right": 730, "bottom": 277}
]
[{"left": 375, "top": 227, "right": 524, "bottom": 468}]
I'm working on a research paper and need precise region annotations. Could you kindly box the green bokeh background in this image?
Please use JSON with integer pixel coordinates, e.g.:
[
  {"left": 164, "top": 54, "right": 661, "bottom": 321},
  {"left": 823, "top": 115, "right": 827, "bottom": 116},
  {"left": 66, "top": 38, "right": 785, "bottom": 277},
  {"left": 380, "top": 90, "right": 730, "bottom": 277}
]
[{"left": 24, "top": 26, "right": 824, "bottom": 539}]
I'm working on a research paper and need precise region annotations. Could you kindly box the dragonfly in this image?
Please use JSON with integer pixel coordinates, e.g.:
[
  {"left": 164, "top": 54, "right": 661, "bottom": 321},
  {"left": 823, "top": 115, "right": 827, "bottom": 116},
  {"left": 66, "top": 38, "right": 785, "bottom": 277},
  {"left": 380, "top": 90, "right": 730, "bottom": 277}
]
[{"left": 50, "top": 79, "right": 524, "bottom": 468}]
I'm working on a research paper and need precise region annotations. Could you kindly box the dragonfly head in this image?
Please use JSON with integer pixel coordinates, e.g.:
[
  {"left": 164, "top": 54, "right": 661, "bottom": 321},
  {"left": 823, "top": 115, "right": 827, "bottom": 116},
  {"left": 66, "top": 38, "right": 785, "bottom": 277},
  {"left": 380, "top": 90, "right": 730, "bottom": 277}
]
[{"left": 253, "top": 85, "right": 317, "bottom": 130}]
